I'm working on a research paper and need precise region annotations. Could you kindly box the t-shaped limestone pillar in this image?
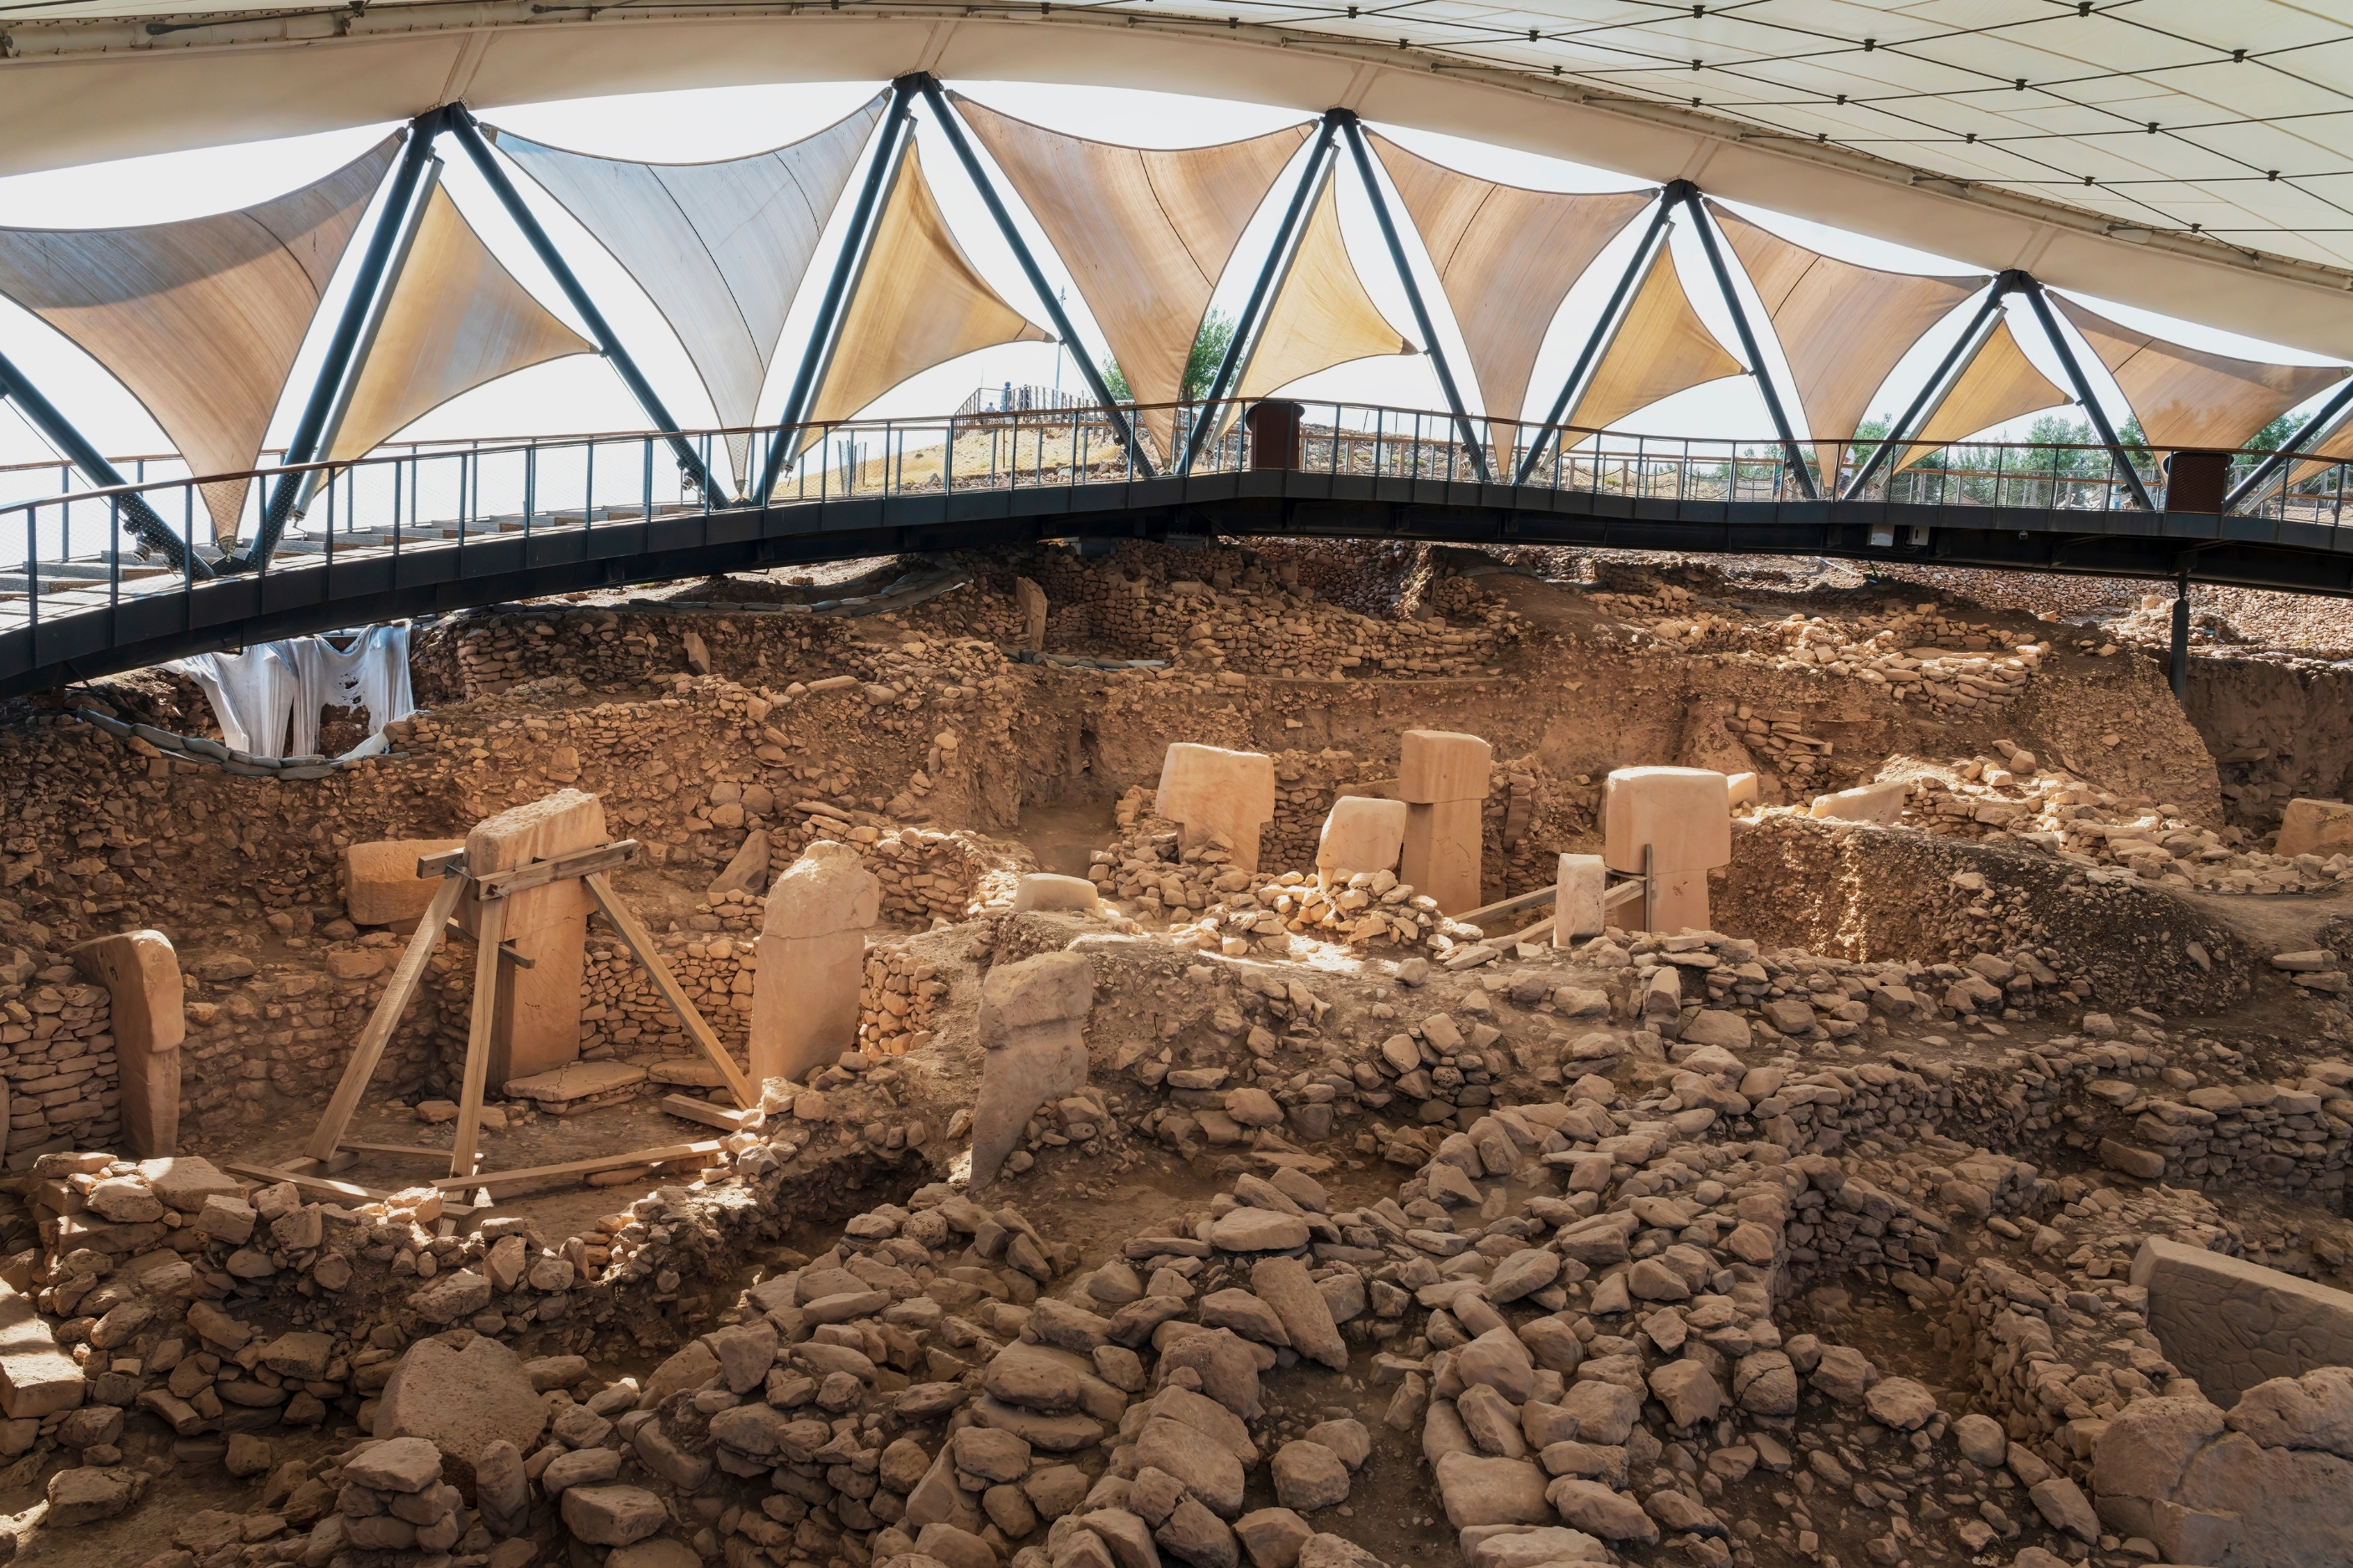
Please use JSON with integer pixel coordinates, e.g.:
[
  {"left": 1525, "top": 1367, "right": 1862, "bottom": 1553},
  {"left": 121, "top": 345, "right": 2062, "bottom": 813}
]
[
  {"left": 1316, "top": 795, "right": 1409, "bottom": 886},
  {"left": 750, "top": 841, "right": 879, "bottom": 1087},
  {"left": 1552, "top": 854, "right": 1607, "bottom": 947},
  {"left": 1603, "top": 766, "right": 1731, "bottom": 934},
  {"left": 1155, "top": 743, "right": 1277, "bottom": 874},
  {"left": 462, "top": 789, "right": 607, "bottom": 1085},
  {"left": 71, "top": 929, "right": 183, "bottom": 1158},
  {"left": 1397, "top": 729, "right": 1492, "bottom": 915},
  {"left": 969, "top": 951, "right": 1093, "bottom": 1187}
]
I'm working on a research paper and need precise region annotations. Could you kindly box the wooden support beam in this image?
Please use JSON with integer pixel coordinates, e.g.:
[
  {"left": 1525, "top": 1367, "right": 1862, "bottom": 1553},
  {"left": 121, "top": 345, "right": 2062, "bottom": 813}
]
[
  {"left": 447, "top": 894, "right": 506, "bottom": 1181},
  {"left": 1601, "top": 879, "right": 1646, "bottom": 911},
  {"left": 473, "top": 839, "right": 640, "bottom": 900},
  {"left": 224, "top": 1162, "right": 391, "bottom": 1203},
  {"left": 660, "top": 1093, "right": 760, "bottom": 1132},
  {"left": 303, "top": 873, "right": 465, "bottom": 1164},
  {"left": 338, "top": 1141, "right": 458, "bottom": 1160},
  {"left": 583, "top": 871, "right": 758, "bottom": 1110},
  {"left": 425, "top": 1139, "right": 722, "bottom": 1193},
  {"left": 1456, "top": 885, "right": 1558, "bottom": 927},
  {"left": 417, "top": 848, "right": 466, "bottom": 878},
  {"left": 440, "top": 921, "right": 535, "bottom": 968}
]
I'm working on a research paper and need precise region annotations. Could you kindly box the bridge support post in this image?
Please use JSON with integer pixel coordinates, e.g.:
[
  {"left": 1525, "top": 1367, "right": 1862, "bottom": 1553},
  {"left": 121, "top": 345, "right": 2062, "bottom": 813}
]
[
  {"left": 1516, "top": 191, "right": 1674, "bottom": 486},
  {"left": 1182, "top": 115, "right": 1340, "bottom": 475},
  {"left": 2018, "top": 278, "right": 2158, "bottom": 513},
  {"left": 446, "top": 108, "right": 723, "bottom": 513},
  {"left": 2171, "top": 572, "right": 2191, "bottom": 703},
  {"left": 1680, "top": 186, "right": 1817, "bottom": 501},
  {"left": 916, "top": 76, "right": 1153, "bottom": 477},
  {"left": 1340, "top": 114, "right": 1489, "bottom": 484},
  {"left": 0, "top": 346, "right": 207, "bottom": 579}
]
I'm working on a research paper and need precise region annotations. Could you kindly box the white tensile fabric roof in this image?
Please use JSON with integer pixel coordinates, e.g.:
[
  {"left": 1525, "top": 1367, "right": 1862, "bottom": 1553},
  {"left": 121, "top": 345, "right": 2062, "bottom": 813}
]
[
  {"left": 3, "top": 6, "right": 2348, "bottom": 357},
  {"left": 492, "top": 94, "right": 889, "bottom": 488},
  {"left": 795, "top": 144, "right": 1050, "bottom": 462},
  {"left": 1370, "top": 132, "right": 1653, "bottom": 429},
  {"left": 1895, "top": 314, "right": 2069, "bottom": 472},
  {"left": 1707, "top": 202, "right": 1986, "bottom": 472},
  {"left": 1231, "top": 173, "right": 1412, "bottom": 413},
  {"left": 957, "top": 96, "right": 1312, "bottom": 459},
  {"left": 1567, "top": 239, "right": 1743, "bottom": 437},
  {"left": 2050, "top": 294, "right": 2347, "bottom": 452},
  {"left": 326, "top": 186, "right": 595, "bottom": 465},
  {"left": 0, "top": 135, "right": 398, "bottom": 543}
]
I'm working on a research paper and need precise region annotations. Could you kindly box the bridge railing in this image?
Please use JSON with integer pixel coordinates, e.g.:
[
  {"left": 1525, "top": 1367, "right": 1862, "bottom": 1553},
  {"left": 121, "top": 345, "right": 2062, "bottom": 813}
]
[{"left": 3, "top": 400, "right": 2346, "bottom": 638}]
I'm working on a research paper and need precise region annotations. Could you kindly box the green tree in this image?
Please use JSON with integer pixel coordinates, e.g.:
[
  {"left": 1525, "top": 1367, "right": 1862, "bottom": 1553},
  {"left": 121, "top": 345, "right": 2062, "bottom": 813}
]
[{"left": 1099, "top": 311, "right": 1235, "bottom": 404}]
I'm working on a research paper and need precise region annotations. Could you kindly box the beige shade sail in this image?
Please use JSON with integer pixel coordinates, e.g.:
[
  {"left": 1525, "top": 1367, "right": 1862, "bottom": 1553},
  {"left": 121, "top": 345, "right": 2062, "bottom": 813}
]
[
  {"left": 955, "top": 95, "right": 1310, "bottom": 458},
  {"left": 2053, "top": 294, "right": 2346, "bottom": 452},
  {"left": 326, "top": 187, "right": 596, "bottom": 463},
  {"left": 795, "top": 144, "right": 1050, "bottom": 461},
  {"left": 2282, "top": 412, "right": 2353, "bottom": 488},
  {"left": 0, "top": 134, "right": 399, "bottom": 543},
  {"left": 1233, "top": 174, "right": 1412, "bottom": 408},
  {"left": 1707, "top": 199, "right": 1983, "bottom": 473},
  {"left": 1568, "top": 240, "right": 1744, "bottom": 434},
  {"left": 494, "top": 94, "right": 887, "bottom": 488},
  {"left": 1895, "top": 314, "right": 2068, "bottom": 471},
  {"left": 1370, "top": 133, "right": 1651, "bottom": 427}
]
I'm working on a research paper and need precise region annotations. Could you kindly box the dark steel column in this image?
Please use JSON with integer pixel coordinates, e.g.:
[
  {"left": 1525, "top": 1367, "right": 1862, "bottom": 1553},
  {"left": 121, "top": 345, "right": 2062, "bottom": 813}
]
[
  {"left": 1184, "top": 115, "right": 1340, "bottom": 473},
  {"left": 448, "top": 108, "right": 719, "bottom": 508},
  {"left": 2019, "top": 278, "right": 2157, "bottom": 513},
  {"left": 755, "top": 83, "right": 916, "bottom": 503},
  {"left": 0, "top": 346, "right": 207, "bottom": 578},
  {"left": 1517, "top": 191, "right": 1672, "bottom": 484},
  {"left": 1681, "top": 186, "right": 1816, "bottom": 500},
  {"left": 236, "top": 110, "right": 447, "bottom": 571},
  {"left": 2171, "top": 570, "right": 2191, "bottom": 702},
  {"left": 916, "top": 75, "right": 1152, "bottom": 476},
  {"left": 1839, "top": 274, "right": 2013, "bottom": 501},
  {"left": 1342, "top": 115, "right": 1487, "bottom": 483},
  {"left": 2223, "top": 373, "right": 2353, "bottom": 513}
]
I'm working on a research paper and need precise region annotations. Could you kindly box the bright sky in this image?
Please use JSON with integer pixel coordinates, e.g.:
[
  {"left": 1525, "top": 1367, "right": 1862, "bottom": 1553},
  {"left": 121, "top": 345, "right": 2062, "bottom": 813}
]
[{"left": 2, "top": 79, "right": 2344, "bottom": 494}]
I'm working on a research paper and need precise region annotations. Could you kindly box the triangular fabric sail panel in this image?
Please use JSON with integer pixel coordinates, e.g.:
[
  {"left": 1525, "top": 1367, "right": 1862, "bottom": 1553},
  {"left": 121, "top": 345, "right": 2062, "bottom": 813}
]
[
  {"left": 327, "top": 187, "right": 595, "bottom": 462},
  {"left": 0, "top": 134, "right": 399, "bottom": 544},
  {"left": 494, "top": 94, "right": 887, "bottom": 488},
  {"left": 2285, "top": 413, "right": 2353, "bottom": 487},
  {"left": 1568, "top": 243, "right": 1744, "bottom": 433},
  {"left": 1235, "top": 176, "right": 1412, "bottom": 408},
  {"left": 957, "top": 96, "right": 1310, "bottom": 457},
  {"left": 1708, "top": 200, "right": 1984, "bottom": 473},
  {"left": 2054, "top": 294, "right": 2346, "bottom": 452},
  {"left": 795, "top": 146, "right": 1049, "bottom": 460},
  {"left": 1895, "top": 315, "right": 2069, "bottom": 471},
  {"left": 1372, "top": 134, "right": 1652, "bottom": 427}
]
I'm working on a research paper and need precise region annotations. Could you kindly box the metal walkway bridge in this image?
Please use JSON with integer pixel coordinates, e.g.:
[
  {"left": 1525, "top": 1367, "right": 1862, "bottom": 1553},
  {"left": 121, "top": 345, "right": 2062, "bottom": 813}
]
[{"left": 4, "top": 397, "right": 2349, "bottom": 702}]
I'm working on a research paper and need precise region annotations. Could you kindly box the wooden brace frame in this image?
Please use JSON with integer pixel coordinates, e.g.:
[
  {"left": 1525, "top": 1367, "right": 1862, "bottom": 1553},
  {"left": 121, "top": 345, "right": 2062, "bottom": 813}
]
[{"left": 299, "top": 836, "right": 759, "bottom": 1190}]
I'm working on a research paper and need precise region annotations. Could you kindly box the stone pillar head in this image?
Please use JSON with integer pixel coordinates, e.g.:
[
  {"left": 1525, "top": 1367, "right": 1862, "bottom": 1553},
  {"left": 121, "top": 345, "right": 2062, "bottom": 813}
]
[
  {"left": 750, "top": 842, "right": 880, "bottom": 1088},
  {"left": 1010, "top": 874, "right": 1101, "bottom": 913},
  {"left": 1552, "top": 854, "right": 1607, "bottom": 947},
  {"left": 970, "top": 951, "right": 1094, "bottom": 1187},
  {"left": 1398, "top": 730, "right": 1493, "bottom": 804},
  {"left": 1316, "top": 796, "right": 1409, "bottom": 886},
  {"left": 463, "top": 789, "right": 608, "bottom": 1084},
  {"left": 71, "top": 929, "right": 183, "bottom": 1159},
  {"left": 1603, "top": 766, "right": 1731, "bottom": 934},
  {"left": 1155, "top": 743, "right": 1277, "bottom": 874}
]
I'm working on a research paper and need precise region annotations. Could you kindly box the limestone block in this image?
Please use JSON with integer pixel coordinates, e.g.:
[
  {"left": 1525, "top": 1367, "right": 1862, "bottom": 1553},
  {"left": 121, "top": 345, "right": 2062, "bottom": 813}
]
[
  {"left": 1010, "top": 874, "right": 1101, "bottom": 914},
  {"left": 1016, "top": 578, "right": 1049, "bottom": 653},
  {"left": 751, "top": 842, "right": 878, "bottom": 1085},
  {"left": 971, "top": 952, "right": 1093, "bottom": 1187},
  {"left": 1809, "top": 781, "right": 1910, "bottom": 825},
  {"left": 71, "top": 929, "right": 182, "bottom": 1158},
  {"left": 374, "top": 1335, "right": 548, "bottom": 1499},
  {"left": 1552, "top": 854, "right": 1607, "bottom": 945},
  {"left": 0, "top": 1283, "right": 83, "bottom": 1419},
  {"left": 461, "top": 790, "right": 606, "bottom": 1084},
  {"left": 343, "top": 839, "right": 465, "bottom": 927},
  {"left": 1401, "top": 796, "right": 1484, "bottom": 917},
  {"left": 1602, "top": 767, "right": 1732, "bottom": 874},
  {"left": 1156, "top": 744, "right": 1277, "bottom": 873},
  {"left": 2131, "top": 1236, "right": 2353, "bottom": 1408},
  {"left": 1396, "top": 730, "right": 1493, "bottom": 804},
  {"left": 706, "top": 830, "right": 771, "bottom": 904},
  {"left": 2276, "top": 797, "right": 2353, "bottom": 859},
  {"left": 1726, "top": 772, "right": 1760, "bottom": 808},
  {"left": 1315, "top": 797, "right": 1407, "bottom": 884}
]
